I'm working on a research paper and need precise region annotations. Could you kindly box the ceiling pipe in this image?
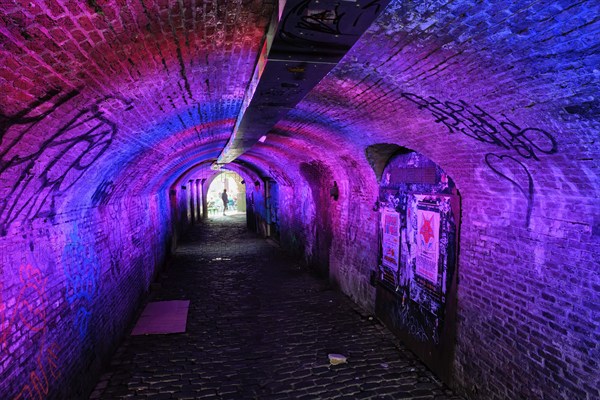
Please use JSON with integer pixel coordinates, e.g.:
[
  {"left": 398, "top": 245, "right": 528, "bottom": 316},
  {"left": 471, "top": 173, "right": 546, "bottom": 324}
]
[{"left": 213, "top": 0, "right": 391, "bottom": 168}]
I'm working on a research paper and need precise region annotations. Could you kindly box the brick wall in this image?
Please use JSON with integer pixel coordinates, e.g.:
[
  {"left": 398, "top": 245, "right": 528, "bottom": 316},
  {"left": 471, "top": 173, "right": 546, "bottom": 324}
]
[
  {"left": 1, "top": 0, "right": 270, "bottom": 392},
  {"left": 0, "top": 195, "right": 172, "bottom": 399}
]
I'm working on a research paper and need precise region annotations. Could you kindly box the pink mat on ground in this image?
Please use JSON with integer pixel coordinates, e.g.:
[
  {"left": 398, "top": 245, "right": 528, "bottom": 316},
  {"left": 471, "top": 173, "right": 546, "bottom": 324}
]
[{"left": 131, "top": 300, "right": 190, "bottom": 335}]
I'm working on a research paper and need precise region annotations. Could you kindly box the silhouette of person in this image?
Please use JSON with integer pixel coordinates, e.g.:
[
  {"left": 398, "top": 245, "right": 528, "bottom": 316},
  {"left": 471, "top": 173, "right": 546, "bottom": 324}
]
[
  {"left": 330, "top": 181, "right": 339, "bottom": 201},
  {"left": 221, "top": 189, "right": 228, "bottom": 215}
]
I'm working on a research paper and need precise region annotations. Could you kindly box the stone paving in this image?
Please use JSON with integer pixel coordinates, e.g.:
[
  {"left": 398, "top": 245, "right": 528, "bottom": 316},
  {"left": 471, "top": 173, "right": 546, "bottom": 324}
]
[{"left": 90, "top": 214, "right": 464, "bottom": 400}]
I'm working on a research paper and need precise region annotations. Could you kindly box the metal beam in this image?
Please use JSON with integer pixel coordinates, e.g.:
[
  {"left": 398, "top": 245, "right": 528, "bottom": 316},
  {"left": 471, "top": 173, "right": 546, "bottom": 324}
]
[{"left": 214, "top": 0, "right": 391, "bottom": 167}]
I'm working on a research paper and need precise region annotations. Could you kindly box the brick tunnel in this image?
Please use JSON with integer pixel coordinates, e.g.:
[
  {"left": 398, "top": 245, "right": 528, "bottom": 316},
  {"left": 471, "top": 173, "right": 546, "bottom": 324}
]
[{"left": 0, "top": 1, "right": 598, "bottom": 399}]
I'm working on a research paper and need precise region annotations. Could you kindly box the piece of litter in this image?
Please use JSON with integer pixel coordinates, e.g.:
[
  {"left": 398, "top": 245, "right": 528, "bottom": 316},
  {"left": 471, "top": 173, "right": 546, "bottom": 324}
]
[
  {"left": 381, "top": 363, "right": 389, "bottom": 369},
  {"left": 131, "top": 300, "right": 190, "bottom": 335},
  {"left": 328, "top": 353, "right": 348, "bottom": 365}
]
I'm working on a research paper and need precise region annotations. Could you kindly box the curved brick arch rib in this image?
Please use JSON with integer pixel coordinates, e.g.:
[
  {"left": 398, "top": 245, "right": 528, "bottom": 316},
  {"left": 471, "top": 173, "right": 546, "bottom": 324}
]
[
  {"left": 365, "top": 143, "right": 404, "bottom": 183},
  {"left": 298, "top": 159, "right": 335, "bottom": 275},
  {"left": 170, "top": 161, "right": 219, "bottom": 193}
]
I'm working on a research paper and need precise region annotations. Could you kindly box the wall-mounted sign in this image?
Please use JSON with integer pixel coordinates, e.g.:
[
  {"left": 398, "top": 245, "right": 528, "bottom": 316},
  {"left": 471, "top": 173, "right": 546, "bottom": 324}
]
[
  {"left": 381, "top": 209, "right": 400, "bottom": 271},
  {"left": 415, "top": 199, "right": 440, "bottom": 284}
]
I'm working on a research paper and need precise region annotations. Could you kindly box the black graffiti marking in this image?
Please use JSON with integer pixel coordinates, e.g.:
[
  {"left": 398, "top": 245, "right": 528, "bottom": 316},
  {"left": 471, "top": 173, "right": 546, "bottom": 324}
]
[
  {"left": 485, "top": 153, "right": 534, "bottom": 227},
  {"left": 0, "top": 90, "right": 132, "bottom": 235},
  {"left": 168, "top": 5, "right": 194, "bottom": 102},
  {"left": 86, "top": 0, "right": 104, "bottom": 14},
  {"left": 298, "top": 7, "right": 344, "bottom": 35},
  {"left": 91, "top": 180, "right": 115, "bottom": 207},
  {"left": 401, "top": 93, "right": 558, "bottom": 160},
  {"left": 103, "top": 203, "right": 124, "bottom": 283},
  {"left": 279, "top": 0, "right": 383, "bottom": 48},
  {"left": 354, "top": 0, "right": 384, "bottom": 27},
  {"left": 108, "top": 235, "right": 123, "bottom": 282},
  {"left": 0, "top": 89, "right": 79, "bottom": 147},
  {"left": 400, "top": 92, "right": 558, "bottom": 227}
]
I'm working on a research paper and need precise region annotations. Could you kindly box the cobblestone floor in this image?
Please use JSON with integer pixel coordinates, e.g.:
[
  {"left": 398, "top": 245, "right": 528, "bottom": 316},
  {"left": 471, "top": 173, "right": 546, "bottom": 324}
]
[{"left": 90, "top": 214, "right": 464, "bottom": 399}]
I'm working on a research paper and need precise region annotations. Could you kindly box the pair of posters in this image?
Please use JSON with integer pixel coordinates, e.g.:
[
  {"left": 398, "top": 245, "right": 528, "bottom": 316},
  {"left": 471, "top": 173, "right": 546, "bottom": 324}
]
[{"left": 382, "top": 195, "right": 440, "bottom": 285}]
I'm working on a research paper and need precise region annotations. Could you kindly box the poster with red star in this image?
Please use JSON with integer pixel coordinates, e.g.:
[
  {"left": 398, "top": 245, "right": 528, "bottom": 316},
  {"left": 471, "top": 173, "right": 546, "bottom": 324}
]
[
  {"left": 416, "top": 201, "right": 440, "bottom": 284},
  {"left": 381, "top": 209, "right": 400, "bottom": 271}
]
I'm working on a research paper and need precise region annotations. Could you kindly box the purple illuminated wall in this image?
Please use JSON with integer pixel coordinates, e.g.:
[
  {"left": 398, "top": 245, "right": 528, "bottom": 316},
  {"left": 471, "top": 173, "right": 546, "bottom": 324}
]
[
  {"left": 0, "top": 196, "right": 172, "bottom": 398},
  {"left": 0, "top": 0, "right": 271, "bottom": 397},
  {"left": 1, "top": 1, "right": 598, "bottom": 400}
]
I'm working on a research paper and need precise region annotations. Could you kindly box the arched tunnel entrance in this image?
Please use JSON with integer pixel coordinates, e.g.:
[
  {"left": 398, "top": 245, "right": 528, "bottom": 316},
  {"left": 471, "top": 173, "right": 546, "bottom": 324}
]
[{"left": 205, "top": 171, "right": 247, "bottom": 216}]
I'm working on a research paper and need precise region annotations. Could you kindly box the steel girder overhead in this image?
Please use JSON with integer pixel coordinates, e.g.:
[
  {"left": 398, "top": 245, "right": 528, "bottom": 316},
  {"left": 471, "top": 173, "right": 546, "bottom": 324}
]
[{"left": 214, "top": 0, "right": 391, "bottom": 167}]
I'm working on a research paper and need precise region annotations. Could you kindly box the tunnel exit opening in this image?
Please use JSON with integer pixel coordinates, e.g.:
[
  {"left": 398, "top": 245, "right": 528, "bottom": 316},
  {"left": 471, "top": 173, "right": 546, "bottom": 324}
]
[{"left": 206, "top": 171, "right": 247, "bottom": 217}]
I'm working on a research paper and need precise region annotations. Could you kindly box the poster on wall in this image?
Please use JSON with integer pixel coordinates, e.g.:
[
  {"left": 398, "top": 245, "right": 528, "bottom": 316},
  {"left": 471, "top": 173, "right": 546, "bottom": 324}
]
[
  {"left": 381, "top": 209, "right": 400, "bottom": 271},
  {"left": 415, "top": 198, "right": 440, "bottom": 284}
]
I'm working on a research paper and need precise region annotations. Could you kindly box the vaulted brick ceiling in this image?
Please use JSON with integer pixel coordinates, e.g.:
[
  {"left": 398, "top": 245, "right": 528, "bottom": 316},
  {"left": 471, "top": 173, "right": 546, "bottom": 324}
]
[
  {"left": 1, "top": 0, "right": 597, "bottom": 226},
  {"left": 1, "top": 2, "right": 599, "bottom": 399}
]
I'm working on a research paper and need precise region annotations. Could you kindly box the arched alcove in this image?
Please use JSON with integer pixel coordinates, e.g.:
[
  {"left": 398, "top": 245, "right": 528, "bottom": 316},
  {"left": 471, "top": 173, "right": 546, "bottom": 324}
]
[{"left": 374, "top": 149, "right": 461, "bottom": 385}]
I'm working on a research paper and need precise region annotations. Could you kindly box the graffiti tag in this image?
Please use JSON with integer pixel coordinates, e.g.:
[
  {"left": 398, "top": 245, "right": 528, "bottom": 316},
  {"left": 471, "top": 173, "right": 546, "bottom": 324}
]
[
  {"left": 0, "top": 89, "right": 133, "bottom": 235},
  {"left": 401, "top": 93, "right": 557, "bottom": 227},
  {"left": 13, "top": 343, "right": 60, "bottom": 400},
  {"left": 0, "top": 264, "right": 61, "bottom": 399}
]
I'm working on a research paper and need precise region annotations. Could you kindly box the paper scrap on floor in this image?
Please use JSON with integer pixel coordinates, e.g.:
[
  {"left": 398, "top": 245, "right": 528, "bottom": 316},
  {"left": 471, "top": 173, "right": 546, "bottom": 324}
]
[{"left": 131, "top": 300, "right": 190, "bottom": 335}]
